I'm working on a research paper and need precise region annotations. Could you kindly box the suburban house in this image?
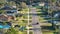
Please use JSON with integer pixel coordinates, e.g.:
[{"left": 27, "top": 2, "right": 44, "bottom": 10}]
[
  {"left": 0, "top": 5, "right": 18, "bottom": 15},
  {"left": 0, "top": 15, "right": 8, "bottom": 21},
  {"left": 0, "top": 14, "right": 15, "bottom": 21}
]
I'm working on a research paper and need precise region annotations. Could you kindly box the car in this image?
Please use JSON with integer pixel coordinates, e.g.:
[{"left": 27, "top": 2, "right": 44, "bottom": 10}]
[{"left": 32, "top": 22, "right": 39, "bottom": 25}]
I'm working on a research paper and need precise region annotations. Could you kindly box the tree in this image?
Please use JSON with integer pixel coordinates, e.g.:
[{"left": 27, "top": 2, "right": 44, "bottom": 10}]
[
  {"left": 20, "top": 2, "right": 27, "bottom": 9},
  {"left": 0, "top": 3, "right": 4, "bottom": 8},
  {"left": 51, "top": 0, "right": 56, "bottom": 2},
  {"left": 5, "top": 27, "right": 19, "bottom": 34},
  {"left": 7, "top": 0, "right": 27, "bottom": 10},
  {"left": 0, "top": 10, "right": 5, "bottom": 14}
]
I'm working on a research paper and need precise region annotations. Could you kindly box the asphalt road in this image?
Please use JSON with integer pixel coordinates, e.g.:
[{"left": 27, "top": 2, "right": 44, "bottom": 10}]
[{"left": 30, "top": 8, "right": 42, "bottom": 34}]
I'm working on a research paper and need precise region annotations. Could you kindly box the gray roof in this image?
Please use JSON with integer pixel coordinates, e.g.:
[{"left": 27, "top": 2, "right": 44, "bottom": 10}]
[{"left": 0, "top": 5, "right": 17, "bottom": 10}]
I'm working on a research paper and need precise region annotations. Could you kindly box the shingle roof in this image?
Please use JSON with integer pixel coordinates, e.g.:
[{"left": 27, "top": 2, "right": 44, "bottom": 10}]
[
  {"left": 0, "top": 5, "right": 17, "bottom": 10},
  {"left": 0, "top": 15, "right": 14, "bottom": 21}
]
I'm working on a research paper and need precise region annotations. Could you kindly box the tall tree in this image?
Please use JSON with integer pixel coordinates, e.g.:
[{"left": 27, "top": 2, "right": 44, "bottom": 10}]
[{"left": 5, "top": 27, "right": 19, "bottom": 34}]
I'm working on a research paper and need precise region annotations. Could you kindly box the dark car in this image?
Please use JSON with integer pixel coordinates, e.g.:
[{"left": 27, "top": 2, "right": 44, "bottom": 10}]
[{"left": 32, "top": 22, "right": 39, "bottom": 25}]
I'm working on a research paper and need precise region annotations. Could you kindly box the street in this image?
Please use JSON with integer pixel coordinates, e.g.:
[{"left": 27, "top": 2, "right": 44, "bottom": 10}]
[{"left": 30, "top": 7, "right": 42, "bottom": 34}]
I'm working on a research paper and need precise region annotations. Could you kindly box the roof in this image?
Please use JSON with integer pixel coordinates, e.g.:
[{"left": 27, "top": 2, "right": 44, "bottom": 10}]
[
  {"left": 0, "top": 15, "right": 8, "bottom": 21},
  {"left": 0, "top": 5, "right": 17, "bottom": 10},
  {"left": 0, "top": 15, "right": 14, "bottom": 21}
]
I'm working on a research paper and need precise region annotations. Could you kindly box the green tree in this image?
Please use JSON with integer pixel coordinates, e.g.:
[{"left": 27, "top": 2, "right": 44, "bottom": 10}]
[
  {"left": 0, "top": 10, "right": 5, "bottom": 14},
  {"left": 51, "top": 0, "right": 56, "bottom": 2},
  {"left": 7, "top": 0, "right": 27, "bottom": 10},
  {"left": 0, "top": 3, "right": 4, "bottom": 8},
  {"left": 5, "top": 27, "right": 19, "bottom": 34}
]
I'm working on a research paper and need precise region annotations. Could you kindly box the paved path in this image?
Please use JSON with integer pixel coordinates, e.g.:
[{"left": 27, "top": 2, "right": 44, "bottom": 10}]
[{"left": 30, "top": 8, "right": 42, "bottom": 34}]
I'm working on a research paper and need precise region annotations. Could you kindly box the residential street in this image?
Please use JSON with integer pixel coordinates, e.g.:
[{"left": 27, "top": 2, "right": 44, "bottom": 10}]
[{"left": 30, "top": 7, "right": 42, "bottom": 34}]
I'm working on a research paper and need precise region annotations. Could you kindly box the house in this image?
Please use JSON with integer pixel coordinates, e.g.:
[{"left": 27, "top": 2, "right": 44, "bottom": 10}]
[
  {"left": 7, "top": 15, "right": 15, "bottom": 21},
  {"left": 0, "top": 5, "right": 18, "bottom": 15},
  {"left": 0, "top": 14, "right": 8, "bottom": 21},
  {"left": 0, "top": 14, "right": 15, "bottom": 21}
]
